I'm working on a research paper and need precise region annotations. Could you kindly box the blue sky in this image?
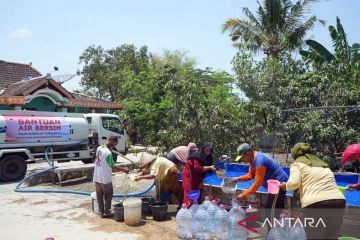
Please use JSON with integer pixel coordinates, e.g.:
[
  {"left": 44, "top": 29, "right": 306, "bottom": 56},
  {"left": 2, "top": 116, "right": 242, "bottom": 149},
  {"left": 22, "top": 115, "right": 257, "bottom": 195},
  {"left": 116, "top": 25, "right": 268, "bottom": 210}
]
[{"left": 1, "top": 0, "right": 359, "bottom": 91}]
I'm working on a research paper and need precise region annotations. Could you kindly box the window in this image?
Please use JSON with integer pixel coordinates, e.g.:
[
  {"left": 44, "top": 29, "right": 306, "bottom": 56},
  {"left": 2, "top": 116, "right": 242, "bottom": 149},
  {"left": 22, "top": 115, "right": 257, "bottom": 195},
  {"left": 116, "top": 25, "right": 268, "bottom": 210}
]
[
  {"left": 86, "top": 117, "right": 92, "bottom": 124},
  {"left": 101, "top": 117, "right": 124, "bottom": 134}
]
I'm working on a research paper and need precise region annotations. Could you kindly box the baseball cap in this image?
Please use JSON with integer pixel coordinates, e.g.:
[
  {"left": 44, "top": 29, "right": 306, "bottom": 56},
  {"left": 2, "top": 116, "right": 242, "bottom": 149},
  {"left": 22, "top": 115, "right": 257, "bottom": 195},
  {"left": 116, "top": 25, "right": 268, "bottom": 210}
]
[{"left": 235, "top": 143, "right": 252, "bottom": 161}]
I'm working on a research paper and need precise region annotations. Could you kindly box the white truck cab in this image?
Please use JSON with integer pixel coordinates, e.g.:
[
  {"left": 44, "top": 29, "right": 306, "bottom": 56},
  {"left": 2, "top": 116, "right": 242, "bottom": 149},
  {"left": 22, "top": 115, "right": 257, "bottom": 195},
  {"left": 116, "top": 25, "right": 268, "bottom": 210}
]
[{"left": 84, "top": 113, "right": 127, "bottom": 153}]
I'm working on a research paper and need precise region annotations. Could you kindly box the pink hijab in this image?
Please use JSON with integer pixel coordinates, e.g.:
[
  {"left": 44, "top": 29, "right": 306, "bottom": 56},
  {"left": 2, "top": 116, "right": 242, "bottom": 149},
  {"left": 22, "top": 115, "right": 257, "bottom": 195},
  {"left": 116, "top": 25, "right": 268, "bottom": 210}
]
[{"left": 171, "top": 142, "right": 198, "bottom": 163}]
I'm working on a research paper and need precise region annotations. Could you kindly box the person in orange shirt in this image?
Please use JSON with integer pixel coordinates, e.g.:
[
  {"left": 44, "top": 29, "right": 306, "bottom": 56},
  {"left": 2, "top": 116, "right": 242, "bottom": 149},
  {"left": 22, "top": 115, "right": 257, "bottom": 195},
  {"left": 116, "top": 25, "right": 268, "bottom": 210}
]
[{"left": 231, "top": 143, "right": 288, "bottom": 210}]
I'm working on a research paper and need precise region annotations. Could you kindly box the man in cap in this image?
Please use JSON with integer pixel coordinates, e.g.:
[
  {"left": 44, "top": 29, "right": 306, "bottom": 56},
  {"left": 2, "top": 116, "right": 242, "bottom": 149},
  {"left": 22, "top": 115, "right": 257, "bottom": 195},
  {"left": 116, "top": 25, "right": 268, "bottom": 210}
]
[
  {"left": 93, "top": 136, "right": 129, "bottom": 218},
  {"left": 232, "top": 143, "right": 288, "bottom": 210},
  {"left": 135, "top": 152, "right": 179, "bottom": 203}
]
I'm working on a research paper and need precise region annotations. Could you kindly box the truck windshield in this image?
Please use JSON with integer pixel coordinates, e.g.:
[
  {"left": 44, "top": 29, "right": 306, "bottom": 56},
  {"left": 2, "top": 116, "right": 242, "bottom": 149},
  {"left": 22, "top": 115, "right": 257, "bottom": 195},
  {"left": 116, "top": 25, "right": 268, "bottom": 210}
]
[{"left": 101, "top": 117, "right": 124, "bottom": 134}]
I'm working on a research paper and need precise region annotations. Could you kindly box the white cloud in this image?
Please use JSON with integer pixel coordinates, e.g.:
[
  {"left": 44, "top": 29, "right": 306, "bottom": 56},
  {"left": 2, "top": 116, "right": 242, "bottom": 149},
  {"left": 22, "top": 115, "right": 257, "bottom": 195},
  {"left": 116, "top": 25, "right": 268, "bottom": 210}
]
[{"left": 11, "top": 28, "right": 32, "bottom": 38}]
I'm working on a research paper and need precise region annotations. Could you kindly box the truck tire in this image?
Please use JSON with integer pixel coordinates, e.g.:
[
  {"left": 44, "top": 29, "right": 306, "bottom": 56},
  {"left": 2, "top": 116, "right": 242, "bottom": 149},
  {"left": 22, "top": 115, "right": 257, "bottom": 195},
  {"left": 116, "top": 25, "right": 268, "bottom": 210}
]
[{"left": 0, "top": 155, "right": 27, "bottom": 182}]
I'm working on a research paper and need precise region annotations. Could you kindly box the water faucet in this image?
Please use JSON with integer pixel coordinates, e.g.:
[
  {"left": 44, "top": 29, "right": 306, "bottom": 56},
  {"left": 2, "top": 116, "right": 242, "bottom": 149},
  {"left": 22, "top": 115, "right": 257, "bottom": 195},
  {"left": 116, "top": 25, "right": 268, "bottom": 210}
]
[{"left": 220, "top": 154, "right": 231, "bottom": 173}]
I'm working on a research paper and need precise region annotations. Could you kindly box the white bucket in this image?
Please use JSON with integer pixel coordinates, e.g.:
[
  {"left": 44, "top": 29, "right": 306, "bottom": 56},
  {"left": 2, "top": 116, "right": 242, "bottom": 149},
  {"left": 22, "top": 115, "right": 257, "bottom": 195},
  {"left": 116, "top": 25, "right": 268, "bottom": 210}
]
[
  {"left": 221, "top": 177, "right": 236, "bottom": 194},
  {"left": 123, "top": 198, "right": 142, "bottom": 226}
]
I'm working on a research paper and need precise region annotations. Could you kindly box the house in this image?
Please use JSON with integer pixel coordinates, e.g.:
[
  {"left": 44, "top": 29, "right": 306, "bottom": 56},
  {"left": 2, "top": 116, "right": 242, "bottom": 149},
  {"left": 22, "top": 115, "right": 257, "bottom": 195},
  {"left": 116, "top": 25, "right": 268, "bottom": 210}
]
[{"left": 0, "top": 60, "right": 121, "bottom": 113}]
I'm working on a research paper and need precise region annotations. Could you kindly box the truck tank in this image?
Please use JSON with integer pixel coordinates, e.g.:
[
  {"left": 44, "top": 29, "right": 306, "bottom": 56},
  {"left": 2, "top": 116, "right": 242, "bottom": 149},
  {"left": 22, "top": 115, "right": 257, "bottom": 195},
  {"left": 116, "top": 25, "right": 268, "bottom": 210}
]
[{"left": 0, "top": 110, "right": 89, "bottom": 150}]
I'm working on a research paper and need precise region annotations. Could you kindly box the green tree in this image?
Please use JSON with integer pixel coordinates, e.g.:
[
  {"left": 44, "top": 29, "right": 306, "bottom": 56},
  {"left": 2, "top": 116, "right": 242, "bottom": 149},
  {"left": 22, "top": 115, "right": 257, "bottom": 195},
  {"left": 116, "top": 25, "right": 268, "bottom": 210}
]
[
  {"left": 77, "top": 45, "right": 107, "bottom": 99},
  {"left": 78, "top": 46, "right": 256, "bottom": 157},
  {"left": 300, "top": 17, "right": 360, "bottom": 80},
  {"left": 232, "top": 49, "right": 305, "bottom": 128},
  {"left": 222, "top": 0, "right": 322, "bottom": 58},
  {"left": 232, "top": 49, "right": 360, "bottom": 168},
  {"left": 78, "top": 44, "right": 150, "bottom": 101},
  {"left": 133, "top": 51, "right": 256, "bottom": 155}
]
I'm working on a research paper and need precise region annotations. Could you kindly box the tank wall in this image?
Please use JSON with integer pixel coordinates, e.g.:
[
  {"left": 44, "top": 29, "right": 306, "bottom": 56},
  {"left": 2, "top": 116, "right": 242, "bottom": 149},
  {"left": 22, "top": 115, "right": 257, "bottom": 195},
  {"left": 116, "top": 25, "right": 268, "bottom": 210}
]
[{"left": 0, "top": 113, "right": 89, "bottom": 148}]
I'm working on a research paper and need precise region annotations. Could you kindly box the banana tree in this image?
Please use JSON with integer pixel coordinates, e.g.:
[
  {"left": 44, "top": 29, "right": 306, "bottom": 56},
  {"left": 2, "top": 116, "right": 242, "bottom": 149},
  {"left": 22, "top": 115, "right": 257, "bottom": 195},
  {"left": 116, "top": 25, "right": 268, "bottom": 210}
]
[{"left": 300, "top": 17, "right": 360, "bottom": 78}]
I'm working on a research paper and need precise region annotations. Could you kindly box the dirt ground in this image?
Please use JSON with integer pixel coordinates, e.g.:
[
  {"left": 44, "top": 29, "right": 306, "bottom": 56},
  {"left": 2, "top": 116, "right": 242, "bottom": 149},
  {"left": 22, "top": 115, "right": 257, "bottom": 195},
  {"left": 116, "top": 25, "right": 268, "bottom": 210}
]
[
  {"left": 2, "top": 152, "right": 358, "bottom": 240},
  {"left": 32, "top": 171, "right": 158, "bottom": 197},
  {"left": 0, "top": 174, "right": 178, "bottom": 240}
]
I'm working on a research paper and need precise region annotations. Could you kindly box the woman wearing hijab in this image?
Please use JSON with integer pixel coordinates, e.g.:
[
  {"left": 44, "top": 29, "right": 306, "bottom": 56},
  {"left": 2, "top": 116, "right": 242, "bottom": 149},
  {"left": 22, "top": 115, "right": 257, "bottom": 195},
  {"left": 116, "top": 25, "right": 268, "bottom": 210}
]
[
  {"left": 280, "top": 143, "right": 346, "bottom": 240},
  {"left": 181, "top": 142, "right": 216, "bottom": 206},
  {"left": 166, "top": 142, "right": 198, "bottom": 170}
]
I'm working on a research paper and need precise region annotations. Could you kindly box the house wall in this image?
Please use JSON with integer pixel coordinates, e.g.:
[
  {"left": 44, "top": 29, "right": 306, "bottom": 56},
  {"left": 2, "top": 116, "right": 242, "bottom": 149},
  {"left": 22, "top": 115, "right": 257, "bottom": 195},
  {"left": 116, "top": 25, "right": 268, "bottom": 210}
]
[
  {"left": 23, "top": 96, "right": 56, "bottom": 112},
  {"left": 68, "top": 107, "right": 105, "bottom": 113},
  {"left": 0, "top": 105, "right": 12, "bottom": 110}
]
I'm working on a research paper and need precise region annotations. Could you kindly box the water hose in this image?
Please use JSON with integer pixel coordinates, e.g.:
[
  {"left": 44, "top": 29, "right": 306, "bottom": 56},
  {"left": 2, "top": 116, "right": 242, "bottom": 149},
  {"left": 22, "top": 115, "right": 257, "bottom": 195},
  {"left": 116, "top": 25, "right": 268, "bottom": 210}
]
[
  {"left": 14, "top": 147, "right": 155, "bottom": 197},
  {"left": 44, "top": 146, "right": 55, "bottom": 167},
  {"left": 14, "top": 166, "right": 92, "bottom": 196},
  {"left": 111, "top": 149, "right": 136, "bottom": 164},
  {"left": 14, "top": 164, "right": 156, "bottom": 197},
  {"left": 114, "top": 182, "right": 155, "bottom": 198}
]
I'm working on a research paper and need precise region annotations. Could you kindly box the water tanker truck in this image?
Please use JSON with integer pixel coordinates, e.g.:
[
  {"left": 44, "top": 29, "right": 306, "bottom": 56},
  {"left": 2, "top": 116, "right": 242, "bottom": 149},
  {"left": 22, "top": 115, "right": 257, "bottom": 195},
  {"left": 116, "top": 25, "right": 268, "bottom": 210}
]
[{"left": 0, "top": 110, "right": 127, "bottom": 181}]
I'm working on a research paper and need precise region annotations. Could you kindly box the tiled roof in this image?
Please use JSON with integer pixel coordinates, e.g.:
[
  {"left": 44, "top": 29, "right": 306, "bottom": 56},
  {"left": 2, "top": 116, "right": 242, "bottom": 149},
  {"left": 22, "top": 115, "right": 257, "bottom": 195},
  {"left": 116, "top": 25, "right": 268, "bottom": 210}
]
[
  {"left": 0, "top": 60, "right": 122, "bottom": 110},
  {"left": 69, "top": 92, "right": 122, "bottom": 109},
  {"left": 1, "top": 76, "right": 74, "bottom": 99},
  {"left": 0, "top": 60, "right": 42, "bottom": 90},
  {"left": 71, "top": 92, "right": 103, "bottom": 102},
  {"left": 1, "top": 77, "right": 45, "bottom": 96}
]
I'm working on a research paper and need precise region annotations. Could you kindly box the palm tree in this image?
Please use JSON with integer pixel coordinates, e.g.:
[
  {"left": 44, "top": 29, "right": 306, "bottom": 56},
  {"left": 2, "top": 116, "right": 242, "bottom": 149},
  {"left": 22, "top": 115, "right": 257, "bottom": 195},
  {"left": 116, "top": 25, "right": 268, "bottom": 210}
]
[
  {"left": 222, "top": 0, "right": 323, "bottom": 58},
  {"left": 300, "top": 17, "right": 360, "bottom": 73}
]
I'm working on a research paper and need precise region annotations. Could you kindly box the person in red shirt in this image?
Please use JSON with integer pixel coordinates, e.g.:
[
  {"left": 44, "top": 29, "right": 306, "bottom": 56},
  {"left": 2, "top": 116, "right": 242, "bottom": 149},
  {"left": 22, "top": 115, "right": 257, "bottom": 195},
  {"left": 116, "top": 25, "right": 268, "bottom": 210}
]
[{"left": 181, "top": 142, "right": 216, "bottom": 206}]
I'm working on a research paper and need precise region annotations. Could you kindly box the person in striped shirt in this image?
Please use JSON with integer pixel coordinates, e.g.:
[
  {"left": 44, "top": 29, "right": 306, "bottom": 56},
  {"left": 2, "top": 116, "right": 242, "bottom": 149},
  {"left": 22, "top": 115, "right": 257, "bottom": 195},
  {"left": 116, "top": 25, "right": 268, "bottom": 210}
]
[{"left": 165, "top": 143, "right": 198, "bottom": 170}]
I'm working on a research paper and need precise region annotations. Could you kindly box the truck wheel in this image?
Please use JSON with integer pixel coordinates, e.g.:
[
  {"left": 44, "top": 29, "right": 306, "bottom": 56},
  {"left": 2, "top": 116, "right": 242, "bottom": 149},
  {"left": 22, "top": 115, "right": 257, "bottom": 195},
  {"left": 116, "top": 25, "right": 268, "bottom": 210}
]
[{"left": 0, "top": 155, "right": 27, "bottom": 182}]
